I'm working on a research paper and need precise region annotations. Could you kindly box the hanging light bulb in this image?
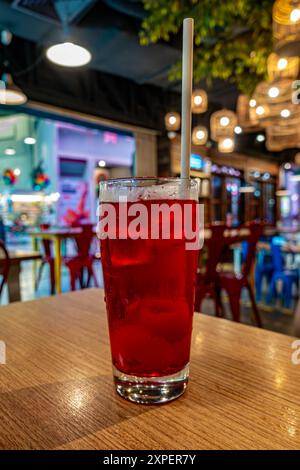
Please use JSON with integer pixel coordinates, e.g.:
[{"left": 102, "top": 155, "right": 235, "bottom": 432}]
[
  {"left": 290, "top": 8, "right": 300, "bottom": 23},
  {"left": 280, "top": 108, "right": 291, "bottom": 118},
  {"left": 191, "top": 89, "right": 208, "bottom": 113},
  {"left": 268, "top": 86, "right": 280, "bottom": 98},
  {"left": 218, "top": 137, "right": 234, "bottom": 153},
  {"left": 46, "top": 42, "right": 91, "bottom": 67},
  {"left": 0, "top": 73, "right": 27, "bottom": 105},
  {"left": 249, "top": 99, "right": 257, "bottom": 108},
  {"left": 164, "top": 112, "right": 180, "bottom": 131},
  {"left": 277, "top": 57, "right": 288, "bottom": 70},
  {"left": 192, "top": 126, "right": 208, "bottom": 145}
]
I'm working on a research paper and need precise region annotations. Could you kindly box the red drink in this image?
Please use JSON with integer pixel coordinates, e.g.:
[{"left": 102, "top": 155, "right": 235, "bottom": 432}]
[{"left": 100, "top": 199, "right": 199, "bottom": 378}]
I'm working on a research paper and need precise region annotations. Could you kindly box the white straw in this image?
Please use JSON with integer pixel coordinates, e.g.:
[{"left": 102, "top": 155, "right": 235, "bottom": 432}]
[{"left": 180, "top": 18, "right": 194, "bottom": 180}]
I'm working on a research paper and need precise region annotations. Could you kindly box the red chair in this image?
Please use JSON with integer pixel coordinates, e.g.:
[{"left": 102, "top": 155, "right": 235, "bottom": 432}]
[
  {"left": 35, "top": 224, "right": 55, "bottom": 295},
  {"left": 64, "top": 224, "right": 99, "bottom": 291},
  {"left": 217, "top": 222, "right": 263, "bottom": 327},
  {"left": 0, "top": 240, "right": 10, "bottom": 299},
  {"left": 194, "top": 223, "right": 226, "bottom": 316}
]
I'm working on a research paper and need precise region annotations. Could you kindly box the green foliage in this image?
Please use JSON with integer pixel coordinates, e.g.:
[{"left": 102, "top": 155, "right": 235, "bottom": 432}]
[{"left": 140, "top": 0, "right": 274, "bottom": 95}]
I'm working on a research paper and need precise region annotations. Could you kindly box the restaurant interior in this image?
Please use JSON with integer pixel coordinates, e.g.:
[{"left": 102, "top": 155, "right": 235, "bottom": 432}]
[{"left": 0, "top": 0, "right": 300, "bottom": 452}]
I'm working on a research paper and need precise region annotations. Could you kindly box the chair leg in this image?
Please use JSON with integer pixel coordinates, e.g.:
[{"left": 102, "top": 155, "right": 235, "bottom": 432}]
[
  {"left": 246, "top": 282, "right": 262, "bottom": 328},
  {"left": 35, "top": 261, "right": 45, "bottom": 292},
  {"left": 214, "top": 285, "right": 224, "bottom": 318},
  {"left": 49, "top": 261, "right": 55, "bottom": 295},
  {"left": 223, "top": 285, "right": 242, "bottom": 322}
]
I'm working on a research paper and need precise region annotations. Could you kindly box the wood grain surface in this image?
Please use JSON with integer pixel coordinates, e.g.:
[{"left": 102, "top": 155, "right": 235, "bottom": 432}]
[{"left": 0, "top": 288, "right": 299, "bottom": 450}]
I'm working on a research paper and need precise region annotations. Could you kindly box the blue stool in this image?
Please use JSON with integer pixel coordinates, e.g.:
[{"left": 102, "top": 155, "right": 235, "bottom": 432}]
[{"left": 267, "top": 242, "right": 299, "bottom": 308}]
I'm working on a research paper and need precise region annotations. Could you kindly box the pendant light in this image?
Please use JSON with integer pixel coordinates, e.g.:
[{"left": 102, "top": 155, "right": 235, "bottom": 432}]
[
  {"left": 0, "top": 73, "right": 27, "bottom": 105},
  {"left": 46, "top": 42, "right": 91, "bottom": 67},
  {"left": 45, "top": 2, "right": 91, "bottom": 67},
  {"left": 0, "top": 30, "right": 27, "bottom": 105}
]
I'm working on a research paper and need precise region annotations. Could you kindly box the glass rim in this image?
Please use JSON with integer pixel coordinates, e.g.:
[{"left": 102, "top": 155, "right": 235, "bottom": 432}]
[{"left": 99, "top": 177, "right": 199, "bottom": 188}]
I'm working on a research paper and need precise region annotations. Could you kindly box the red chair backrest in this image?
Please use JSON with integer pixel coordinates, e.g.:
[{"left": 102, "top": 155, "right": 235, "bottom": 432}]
[
  {"left": 0, "top": 240, "right": 10, "bottom": 297},
  {"left": 74, "top": 224, "right": 94, "bottom": 258}
]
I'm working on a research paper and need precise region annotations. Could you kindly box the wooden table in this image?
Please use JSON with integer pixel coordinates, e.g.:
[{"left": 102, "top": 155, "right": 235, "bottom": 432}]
[
  {"left": 0, "top": 288, "right": 300, "bottom": 450},
  {"left": 29, "top": 228, "right": 82, "bottom": 294},
  {"left": 0, "top": 250, "right": 41, "bottom": 302}
]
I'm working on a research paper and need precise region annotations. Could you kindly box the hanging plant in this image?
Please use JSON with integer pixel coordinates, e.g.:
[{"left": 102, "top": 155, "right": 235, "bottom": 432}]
[
  {"left": 2, "top": 168, "right": 17, "bottom": 186},
  {"left": 140, "top": 0, "right": 274, "bottom": 95},
  {"left": 32, "top": 162, "right": 50, "bottom": 191}
]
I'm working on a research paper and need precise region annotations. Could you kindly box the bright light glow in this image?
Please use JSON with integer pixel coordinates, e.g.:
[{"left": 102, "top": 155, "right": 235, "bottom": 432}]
[
  {"left": 280, "top": 108, "right": 290, "bottom": 118},
  {"left": 234, "top": 126, "right": 242, "bottom": 134},
  {"left": 98, "top": 160, "right": 106, "bottom": 167},
  {"left": 193, "top": 95, "right": 203, "bottom": 105},
  {"left": 290, "top": 173, "right": 300, "bottom": 181},
  {"left": 220, "top": 116, "right": 230, "bottom": 126},
  {"left": 284, "top": 163, "right": 292, "bottom": 170},
  {"left": 276, "top": 189, "right": 290, "bottom": 197},
  {"left": 13, "top": 168, "right": 21, "bottom": 176},
  {"left": 249, "top": 99, "right": 256, "bottom": 108},
  {"left": 167, "top": 131, "right": 176, "bottom": 140},
  {"left": 196, "top": 130, "right": 205, "bottom": 140},
  {"left": 290, "top": 8, "right": 300, "bottom": 23},
  {"left": 7, "top": 192, "right": 61, "bottom": 203},
  {"left": 4, "top": 148, "right": 16, "bottom": 155},
  {"left": 277, "top": 58, "right": 288, "bottom": 70},
  {"left": 168, "top": 131, "right": 177, "bottom": 140},
  {"left": 222, "top": 138, "right": 233, "bottom": 149},
  {"left": 24, "top": 137, "right": 36, "bottom": 145},
  {"left": 168, "top": 115, "right": 177, "bottom": 125},
  {"left": 268, "top": 86, "right": 279, "bottom": 98},
  {"left": 239, "top": 185, "right": 255, "bottom": 193},
  {"left": 256, "top": 105, "right": 265, "bottom": 116},
  {"left": 256, "top": 134, "right": 265, "bottom": 142},
  {"left": 292, "top": 194, "right": 299, "bottom": 201},
  {"left": 46, "top": 42, "right": 91, "bottom": 67}
]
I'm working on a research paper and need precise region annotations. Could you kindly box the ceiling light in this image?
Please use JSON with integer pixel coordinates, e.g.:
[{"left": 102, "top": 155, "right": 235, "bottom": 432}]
[
  {"left": 256, "top": 134, "right": 265, "bottom": 143},
  {"left": 220, "top": 116, "right": 230, "bottom": 126},
  {"left": 256, "top": 106, "right": 265, "bottom": 116},
  {"left": 234, "top": 126, "right": 242, "bottom": 134},
  {"left": 268, "top": 86, "right": 279, "bottom": 98},
  {"left": 13, "top": 168, "right": 21, "bottom": 176},
  {"left": 169, "top": 116, "right": 176, "bottom": 125},
  {"left": 167, "top": 131, "right": 177, "bottom": 140},
  {"left": 290, "top": 8, "right": 300, "bottom": 23},
  {"left": 196, "top": 130, "right": 205, "bottom": 140},
  {"left": 277, "top": 58, "right": 288, "bottom": 70},
  {"left": 46, "top": 42, "right": 91, "bottom": 67},
  {"left": 280, "top": 109, "right": 290, "bottom": 118},
  {"left": 249, "top": 99, "right": 256, "bottom": 108},
  {"left": 0, "top": 73, "right": 27, "bottom": 105},
  {"left": 4, "top": 148, "right": 16, "bottom": 155},
  {"left": 24, "top": 137, "right": 36, "bottom": 145},
  {"left": 98, "top": 160, "right": 106, "bottom": 167},
  {"left": 193, "top": 95, "right": 203, "bottom": 105},
  {"left": 284, "top": 162, "right": 292, "bottom": 170}
]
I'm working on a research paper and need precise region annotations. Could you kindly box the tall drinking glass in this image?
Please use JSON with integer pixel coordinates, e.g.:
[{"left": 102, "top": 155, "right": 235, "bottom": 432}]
[{"left": 99, "top": 178, "right": 200, "bottom": 404}]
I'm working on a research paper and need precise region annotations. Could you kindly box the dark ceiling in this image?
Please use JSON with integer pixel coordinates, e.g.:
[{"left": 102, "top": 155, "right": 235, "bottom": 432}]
[
  {"left": 0, "top": 0, "right": 296, "bottom": 163},
  {"left": 0, "top": 0, "right": 238, "bottom": 108}
]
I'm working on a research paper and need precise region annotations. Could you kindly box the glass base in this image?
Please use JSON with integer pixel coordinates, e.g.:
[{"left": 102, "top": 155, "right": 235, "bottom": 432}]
[{"left": 113, "top": 364, "right": 189, "bottom": 405}]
